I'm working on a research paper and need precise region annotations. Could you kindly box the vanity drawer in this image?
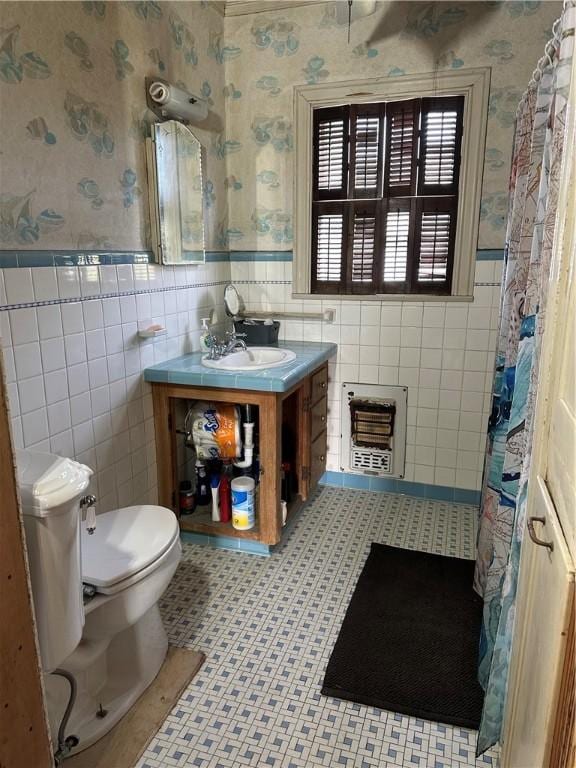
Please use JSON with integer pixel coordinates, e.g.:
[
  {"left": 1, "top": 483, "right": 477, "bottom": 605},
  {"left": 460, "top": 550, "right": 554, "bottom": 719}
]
[
  {"left": 311, "top": 397, "right": 327, "bottom": 443},
  {"left": 310, "top": 430, "right": 327, "bottom": 490},
  {"left": 310, "top": 365, "right": 328, "bottom": 404}
]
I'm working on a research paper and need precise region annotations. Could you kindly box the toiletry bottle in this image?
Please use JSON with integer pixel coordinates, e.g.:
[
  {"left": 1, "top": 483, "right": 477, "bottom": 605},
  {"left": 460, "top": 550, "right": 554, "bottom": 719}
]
[
  {"left": 199, "top": 318, "right": 212, "bottom": 353},
  {"left": 219, "top": 462, "right": 232, "bottom": 523},
  {"left": 210, "top": 473, "right": 220, "bottom": 522},
  {"left": 195, "top": 460, "right": 210, "bottom": 506}
]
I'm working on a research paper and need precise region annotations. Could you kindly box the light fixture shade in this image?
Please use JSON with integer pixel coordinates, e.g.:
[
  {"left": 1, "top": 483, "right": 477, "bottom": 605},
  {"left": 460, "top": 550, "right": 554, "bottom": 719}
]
[{"left": 147, "top": 78, "right": 208, "bottom": 123}]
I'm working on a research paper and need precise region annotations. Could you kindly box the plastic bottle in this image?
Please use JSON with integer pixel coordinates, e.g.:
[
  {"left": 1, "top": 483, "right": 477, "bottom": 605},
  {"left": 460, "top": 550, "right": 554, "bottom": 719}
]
[
  {"left": 199, "top": 317, "right": 212, "bottom": 354},
  {"left": 231, "top": 476, "right": 256, "bottom": 530},
  {"left": 210, "top": 474, "right": 220, "bottom": 522},
  {"left": 219, "top": 463, "right": 232, "bottom": 523},
  {"left": 195, "top": 460, "right": 210, "bottom": 506}
]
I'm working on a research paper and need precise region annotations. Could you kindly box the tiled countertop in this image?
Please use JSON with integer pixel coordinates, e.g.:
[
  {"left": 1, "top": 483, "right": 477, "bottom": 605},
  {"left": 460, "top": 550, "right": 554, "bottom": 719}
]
[{"left": 143, "top": 341, "right": 337, "bottom": 392}]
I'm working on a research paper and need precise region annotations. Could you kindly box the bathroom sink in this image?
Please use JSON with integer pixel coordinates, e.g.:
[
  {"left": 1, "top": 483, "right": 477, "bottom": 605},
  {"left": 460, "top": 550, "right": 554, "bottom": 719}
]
[{"left": 202, "top": 347, "right": 297, "bottom": 371}]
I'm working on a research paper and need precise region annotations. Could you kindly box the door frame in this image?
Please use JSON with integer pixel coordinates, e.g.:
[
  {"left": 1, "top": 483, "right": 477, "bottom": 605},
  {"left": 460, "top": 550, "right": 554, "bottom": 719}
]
[
  {"left": 0, "top": 352, "right": 52, "bottom": 766},
  {"left": 501, "top": 49, "right": 576, "bottom": 768}
]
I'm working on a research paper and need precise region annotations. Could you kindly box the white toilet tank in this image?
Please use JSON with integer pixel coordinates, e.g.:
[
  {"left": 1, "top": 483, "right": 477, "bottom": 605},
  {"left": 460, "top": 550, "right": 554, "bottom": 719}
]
[{"left": 16, "top": 450, "right": 93, "bottom": 673}]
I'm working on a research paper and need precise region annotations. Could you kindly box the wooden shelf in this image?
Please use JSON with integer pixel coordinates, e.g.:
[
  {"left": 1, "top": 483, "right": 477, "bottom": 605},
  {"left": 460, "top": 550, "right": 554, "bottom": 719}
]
[{"left": 179, "top": 509, "right": 261, "bottom": 540}]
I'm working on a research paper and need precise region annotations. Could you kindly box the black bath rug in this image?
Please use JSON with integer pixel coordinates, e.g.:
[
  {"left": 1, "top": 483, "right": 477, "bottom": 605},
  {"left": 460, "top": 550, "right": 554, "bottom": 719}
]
[{"left": 321, "top": 543, "right": 484, "bottom": 729}]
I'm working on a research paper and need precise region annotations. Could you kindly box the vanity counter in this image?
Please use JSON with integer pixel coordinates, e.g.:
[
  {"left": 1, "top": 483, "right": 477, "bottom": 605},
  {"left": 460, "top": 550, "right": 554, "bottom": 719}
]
[{"left": 143, "top": 341, "right": 337, "bottom": 393}]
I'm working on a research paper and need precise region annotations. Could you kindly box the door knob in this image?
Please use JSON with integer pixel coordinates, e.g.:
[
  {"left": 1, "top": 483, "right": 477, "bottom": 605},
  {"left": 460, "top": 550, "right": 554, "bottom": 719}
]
[{"left": 527, "top": 516, "right": 554, "bottom": 552}]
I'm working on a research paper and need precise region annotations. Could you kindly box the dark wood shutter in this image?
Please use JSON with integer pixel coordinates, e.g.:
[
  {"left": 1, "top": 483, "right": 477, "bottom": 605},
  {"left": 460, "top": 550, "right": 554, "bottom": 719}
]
[
  {"left": 310, "top": 95, "right": 464, "bottom": 296},
  {"left": 384, "top": 99, "right": 419, "bottom": 197},
  {"left": 349, "top": 201, "right": 378, "bottom": 293},
  {"left": 349, "top": 104, "right": 383, "bottom": 198},
  {"left": 313, "top": 107, "right": 349, "bottom": 200},
  {"left": 418, "top": 96, "right": 463, "bottom": 196}
]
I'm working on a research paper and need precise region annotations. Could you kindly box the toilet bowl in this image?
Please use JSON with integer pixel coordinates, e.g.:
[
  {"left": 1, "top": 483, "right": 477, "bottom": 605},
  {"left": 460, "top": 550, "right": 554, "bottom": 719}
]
[{"left": 16, "top": 450, "right": 182, "bottom": 756}]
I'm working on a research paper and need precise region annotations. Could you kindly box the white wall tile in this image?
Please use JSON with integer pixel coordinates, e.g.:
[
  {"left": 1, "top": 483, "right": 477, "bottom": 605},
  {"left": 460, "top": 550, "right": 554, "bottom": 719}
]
[
  {"left": 61, "top": 302, "right": 84, "bottom": 335},
  {"left": 17, "top": 376, "right": 46, "bottom": 414},
  {"left": 57, "top": 267, "right": 81, "bottom": 299},
  {"left": 14, "top": 342, "right": 42, "bottom": 379},
  {"left": 44, "top": 369, "right": 68, "bottom": 404},
  {"left": 10, "top": 308, "right": 39, "bottom": 345},
  {"left": 5, "top": 268, "right": 34, "bottom": 304},
  {"left": 47, "top": 400, "right": 72, "bottom": 435},
  {"left": 37, "top": 305, "right": 63, "bottom": 339},
  {"left": 32, "top": 267, "right": 58, "bottom": 302},
  {"left": 40, "top": 337, "right": 66, "bottom": 373},
  {"left": 22, "top": 407, "right": 49, "bottom": 447}
]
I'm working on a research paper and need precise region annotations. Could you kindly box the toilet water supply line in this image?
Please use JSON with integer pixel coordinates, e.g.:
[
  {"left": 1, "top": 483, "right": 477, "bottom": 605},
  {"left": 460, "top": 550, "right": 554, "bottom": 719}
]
[{"left": 51, "top": 668, "right": 79, "bottom": 765}]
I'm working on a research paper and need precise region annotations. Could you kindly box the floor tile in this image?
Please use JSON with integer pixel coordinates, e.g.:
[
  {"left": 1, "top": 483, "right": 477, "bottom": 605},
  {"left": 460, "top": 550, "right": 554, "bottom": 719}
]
[{"left": 138, "top": 487, "right": 499, "bottom": 768}]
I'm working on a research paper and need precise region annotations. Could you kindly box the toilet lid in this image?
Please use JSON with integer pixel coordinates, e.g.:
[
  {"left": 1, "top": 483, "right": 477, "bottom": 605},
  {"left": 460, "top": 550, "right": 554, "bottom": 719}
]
[{"left": 82, "top": 505, "right": 179, "bottom": 589}]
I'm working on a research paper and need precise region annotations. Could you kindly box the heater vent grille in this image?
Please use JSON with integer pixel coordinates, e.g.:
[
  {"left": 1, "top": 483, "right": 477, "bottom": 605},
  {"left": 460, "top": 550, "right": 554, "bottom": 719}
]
[
  {"left": 351, "top": 447, "right": 393, "bottom": 474},
  {"left": 341, "top": 383, "right": 407, "bottom": 479}
]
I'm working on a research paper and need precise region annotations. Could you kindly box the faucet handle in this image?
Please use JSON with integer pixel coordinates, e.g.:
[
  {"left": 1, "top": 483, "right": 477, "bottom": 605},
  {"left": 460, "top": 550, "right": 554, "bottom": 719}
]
[{"left": 80, "top": 494, "right": 97, "bottom": 535}]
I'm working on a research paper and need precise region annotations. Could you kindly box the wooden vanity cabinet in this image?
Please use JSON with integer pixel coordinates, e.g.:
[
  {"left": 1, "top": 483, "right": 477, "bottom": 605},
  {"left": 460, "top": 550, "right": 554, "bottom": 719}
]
[{"left": 150, "top": 362, "right": 328, "bottom": 546}]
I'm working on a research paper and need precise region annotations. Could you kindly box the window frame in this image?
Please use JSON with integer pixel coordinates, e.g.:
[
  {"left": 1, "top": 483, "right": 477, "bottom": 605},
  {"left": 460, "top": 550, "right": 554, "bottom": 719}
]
[{"left": 293, "top": 68, "right": 491, "bottom": 301}]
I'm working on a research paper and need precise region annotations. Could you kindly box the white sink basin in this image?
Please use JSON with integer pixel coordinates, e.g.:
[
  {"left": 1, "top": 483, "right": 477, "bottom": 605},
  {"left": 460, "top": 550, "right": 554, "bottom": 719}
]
[{"left": 202, "top": 347, "right": 297, "bottom": 371}]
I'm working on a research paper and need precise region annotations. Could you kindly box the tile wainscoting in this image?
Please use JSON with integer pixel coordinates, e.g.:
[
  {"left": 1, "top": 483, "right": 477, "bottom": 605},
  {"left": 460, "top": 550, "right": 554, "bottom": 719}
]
[
  {"left": 0, "top": 257, "right": 232, "bottom": 514},
  {"left": 229, "top": 254, "right": 503, "bottom": 494},
  {"left": 1, "top": 249, "right": 503, "bottom": 507}
]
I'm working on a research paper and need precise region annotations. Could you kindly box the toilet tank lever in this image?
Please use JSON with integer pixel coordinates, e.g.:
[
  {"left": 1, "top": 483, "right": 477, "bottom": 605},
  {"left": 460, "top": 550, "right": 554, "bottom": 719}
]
[{"left": 80, "top": 495, "right": 97, "bottom": 535}]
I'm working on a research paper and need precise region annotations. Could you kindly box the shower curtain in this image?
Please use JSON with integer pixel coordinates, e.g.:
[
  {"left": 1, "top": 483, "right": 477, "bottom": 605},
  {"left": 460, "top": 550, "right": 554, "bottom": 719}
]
[{"left": 474, "top": 1, "right": 575, "bottom": 755}]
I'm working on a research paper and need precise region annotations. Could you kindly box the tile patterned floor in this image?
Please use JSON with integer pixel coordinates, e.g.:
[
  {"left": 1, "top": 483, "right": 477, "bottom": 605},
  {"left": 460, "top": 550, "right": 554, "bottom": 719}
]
[{"left": 138, "top": 487, "right": 500, "bottom": 768}]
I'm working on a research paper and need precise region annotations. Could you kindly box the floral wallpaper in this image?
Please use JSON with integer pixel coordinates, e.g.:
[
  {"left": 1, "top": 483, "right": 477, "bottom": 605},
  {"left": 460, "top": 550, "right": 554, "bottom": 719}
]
[
  {"left": 0, "top": 0, "right": 228, "bottom": 251},
  {"left": 224, "top": 0, "right": 561, "bottom": 250},
  {"left": 0, "top": 1, "right": 561, "bottom": 254}
]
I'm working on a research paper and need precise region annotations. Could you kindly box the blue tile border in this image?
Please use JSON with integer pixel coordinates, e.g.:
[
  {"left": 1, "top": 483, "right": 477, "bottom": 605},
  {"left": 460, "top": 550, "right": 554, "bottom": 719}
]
[
  {"left": 180, "top": 531, "right": 271, "bottom": 556},
  {"left": 319, "top": 470, "right": 481, "bottom": 506},
  {"left": 0, "top": 248, "right": 504, "bottom": 268},
  {"left": 0, "top": 249, "right": 230, "bottom": 268},
  {"left": 476, "top": 249, "right": 505, "bottom": 261}
]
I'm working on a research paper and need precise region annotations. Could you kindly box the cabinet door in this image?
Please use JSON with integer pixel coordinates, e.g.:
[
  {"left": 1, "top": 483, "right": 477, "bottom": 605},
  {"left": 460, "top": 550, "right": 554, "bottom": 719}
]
[{"left": 309, "top": 430, "right": 327, "bottom": 492}]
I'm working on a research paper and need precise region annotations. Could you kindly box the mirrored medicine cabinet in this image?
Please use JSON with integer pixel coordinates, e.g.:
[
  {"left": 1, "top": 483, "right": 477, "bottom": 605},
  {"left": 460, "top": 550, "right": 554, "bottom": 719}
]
[{"left": 146, "top": 120, "right": 206, "bottom": 265}]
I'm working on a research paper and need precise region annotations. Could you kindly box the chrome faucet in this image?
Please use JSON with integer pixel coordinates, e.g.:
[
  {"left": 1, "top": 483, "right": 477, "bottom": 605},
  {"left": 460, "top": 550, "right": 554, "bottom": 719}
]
[
  {"left": 206, "top": 329, "right": 247, "bottom": 360},
  {"left": 222, "top": 331, "right": 247, "bottom": 355}
]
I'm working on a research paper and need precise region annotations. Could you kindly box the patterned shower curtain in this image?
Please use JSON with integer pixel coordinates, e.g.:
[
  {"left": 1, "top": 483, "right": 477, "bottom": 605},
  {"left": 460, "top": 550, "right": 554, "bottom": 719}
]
[{"left": 474, "top": 1, "right": 575, "bottom": 755}]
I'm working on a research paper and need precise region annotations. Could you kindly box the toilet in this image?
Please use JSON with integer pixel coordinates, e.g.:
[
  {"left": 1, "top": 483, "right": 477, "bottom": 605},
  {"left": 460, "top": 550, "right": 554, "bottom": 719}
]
[{"left": 16, "top": 449, "right": 182, "bottom": 755}]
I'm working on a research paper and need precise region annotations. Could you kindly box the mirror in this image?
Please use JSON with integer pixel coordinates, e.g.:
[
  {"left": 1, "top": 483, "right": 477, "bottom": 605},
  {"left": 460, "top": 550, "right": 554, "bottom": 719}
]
[
  {"left": 146, "top": 120, "right": 205, "bottom": 265},
  {"left": 224, "top": 283, "right": 242, "bottom": 317}
]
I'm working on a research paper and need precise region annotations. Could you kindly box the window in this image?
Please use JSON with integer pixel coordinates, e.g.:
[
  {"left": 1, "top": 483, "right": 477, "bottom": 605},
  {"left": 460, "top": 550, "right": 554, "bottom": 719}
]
[
  {"left": 293, "top": 69, "right": 490, "bottom": 300},
  {"left": 312, "top": 97, "right": 464, "bottom": 295}
]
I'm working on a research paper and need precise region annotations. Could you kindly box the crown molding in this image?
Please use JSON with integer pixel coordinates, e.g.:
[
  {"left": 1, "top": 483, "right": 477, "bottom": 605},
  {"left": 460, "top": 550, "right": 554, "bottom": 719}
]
[{"left": 224, "top": 1, "right": 328, "bottom": 17}]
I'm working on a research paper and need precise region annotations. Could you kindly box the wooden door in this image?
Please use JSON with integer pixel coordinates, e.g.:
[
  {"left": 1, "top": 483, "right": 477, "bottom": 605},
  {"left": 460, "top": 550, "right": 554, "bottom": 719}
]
[{"left": 502, "top": 62, "right": 576, "bottom": 768}]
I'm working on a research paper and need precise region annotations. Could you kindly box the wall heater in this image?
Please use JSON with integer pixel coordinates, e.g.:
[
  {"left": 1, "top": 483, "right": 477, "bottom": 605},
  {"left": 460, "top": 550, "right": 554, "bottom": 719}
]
[{"left": 340, "top": 383, "right": 407, "bottom": 479}]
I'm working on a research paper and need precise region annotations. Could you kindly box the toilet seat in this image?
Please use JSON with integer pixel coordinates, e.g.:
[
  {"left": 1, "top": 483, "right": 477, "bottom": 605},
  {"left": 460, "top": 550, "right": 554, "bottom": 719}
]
[{"left": 82, "top": 505, "right": 179, "bottom": 595}]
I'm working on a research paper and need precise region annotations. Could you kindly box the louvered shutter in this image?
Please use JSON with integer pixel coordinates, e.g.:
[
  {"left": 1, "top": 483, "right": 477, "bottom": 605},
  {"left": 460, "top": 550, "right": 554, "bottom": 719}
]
[
  {"left": 380, "top": 200, "right": 412, "bottom": 290},
  {"left": 412, "top": 198, "right": 455, "bottom": 292},
  {"left": 348, "top": 202, "right": 378, "bottom": 292},
  {"left": 349, "top": 105, "right": 383, "bottom": 198},
  {"left": 311, "top": 203, "right": 346, "bottom": 293},
  {"left": 310, "top": 96, "right": 463, "bottom": 296},
  {"left": 384, "top": 99, "right": 419, "bottom": 198},
  {"left": 418, "top": 96, "right": 464, "bottom": 196},
  {"left": 313, "top": 106, "right": 349, "bottom": 200}
]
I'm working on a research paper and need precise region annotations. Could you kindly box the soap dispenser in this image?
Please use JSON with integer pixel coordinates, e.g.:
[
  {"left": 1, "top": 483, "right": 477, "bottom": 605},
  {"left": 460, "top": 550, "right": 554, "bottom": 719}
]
[{"left": 199, "top": 317, "right": 212, "bottom": 353}]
